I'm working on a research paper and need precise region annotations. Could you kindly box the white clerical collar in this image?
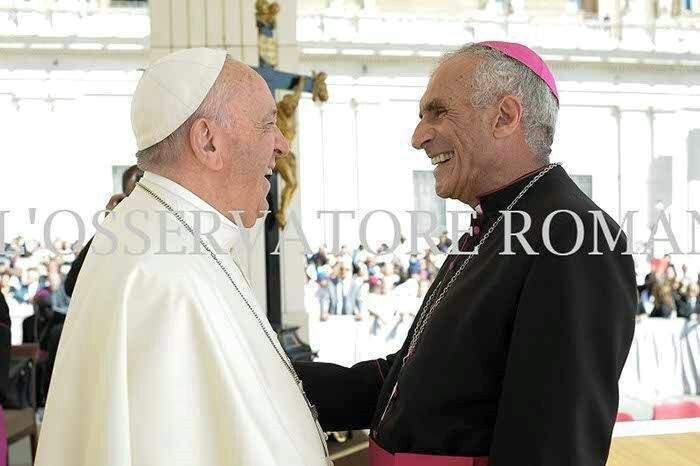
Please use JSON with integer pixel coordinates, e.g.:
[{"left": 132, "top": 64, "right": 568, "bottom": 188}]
[{"left": 139, "top": 171, "right": 242, "bottom": 254}]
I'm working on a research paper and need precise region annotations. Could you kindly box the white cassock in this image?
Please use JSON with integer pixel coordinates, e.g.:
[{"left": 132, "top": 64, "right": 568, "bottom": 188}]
[{"left": 36, "top": 171, "right": 330, "bottom": 466}]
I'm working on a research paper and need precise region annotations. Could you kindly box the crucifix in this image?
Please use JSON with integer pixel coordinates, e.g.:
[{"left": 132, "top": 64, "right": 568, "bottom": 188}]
[{"left": 253, "top": 0, "right": 328, "bottom": 330}]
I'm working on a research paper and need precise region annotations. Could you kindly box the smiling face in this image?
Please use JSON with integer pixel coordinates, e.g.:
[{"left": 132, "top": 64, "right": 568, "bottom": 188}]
[
  {"left": 215, "top": 69, "right": 289, "bottom": 227},
  {"left": 411, "top": 55, "right": 497, "bottom": 206}
]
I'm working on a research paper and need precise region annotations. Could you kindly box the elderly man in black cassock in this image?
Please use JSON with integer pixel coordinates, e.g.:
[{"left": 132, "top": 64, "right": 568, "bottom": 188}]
[{"left": 294, "top": 41, "right": 636, "bottom": 466}]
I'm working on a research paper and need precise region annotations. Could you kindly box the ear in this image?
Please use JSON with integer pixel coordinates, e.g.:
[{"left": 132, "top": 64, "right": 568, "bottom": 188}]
[
  {"left": 190, "top": 118, "right": 224, "bottom": 171},
  {"left": 493, "top": 95, "right": 523, "bottom": 139}
]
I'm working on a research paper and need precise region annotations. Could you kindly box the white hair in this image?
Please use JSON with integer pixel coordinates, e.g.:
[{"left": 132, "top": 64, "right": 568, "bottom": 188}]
[
  {"left": 136, "top": 55, "right": 236, "bottom": 171},
  {"left": 441, "top": 43, "right": 559, "bottom": 163}
]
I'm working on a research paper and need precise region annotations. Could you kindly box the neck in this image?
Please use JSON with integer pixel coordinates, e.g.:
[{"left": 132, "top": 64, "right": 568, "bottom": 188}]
[
  {"left": 471, "top": 155, "right": 548, "bottom": 205},
  {"left": 148, "top": 164, "right": 237, "bottom": 224}
]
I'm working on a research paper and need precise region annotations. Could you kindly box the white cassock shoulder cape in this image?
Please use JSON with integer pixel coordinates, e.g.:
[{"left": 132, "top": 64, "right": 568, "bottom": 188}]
[{"left": 36, "top": 172, "right": 329, "bottom": 466}]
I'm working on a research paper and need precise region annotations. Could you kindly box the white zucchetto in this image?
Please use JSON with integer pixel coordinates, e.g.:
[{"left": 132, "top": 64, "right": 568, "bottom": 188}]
[{"left": 131, "top": 48, "right": 227, "bottom": 150}]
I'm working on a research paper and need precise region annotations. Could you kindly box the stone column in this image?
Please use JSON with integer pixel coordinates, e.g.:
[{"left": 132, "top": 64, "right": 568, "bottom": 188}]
[
  {"left": 147, "top": 0, "right": 258, "bottom": 65},
  {"left": 273, "top": 0, "right": 317, "bottom": 345}
]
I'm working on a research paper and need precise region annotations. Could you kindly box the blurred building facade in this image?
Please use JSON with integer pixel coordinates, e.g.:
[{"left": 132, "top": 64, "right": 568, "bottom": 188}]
[
  {"left": 0, "top": 0, "right": 699, "bottom": 274},
  {"left": 296, "top": 0, "right": 700, "bottom": 275}
]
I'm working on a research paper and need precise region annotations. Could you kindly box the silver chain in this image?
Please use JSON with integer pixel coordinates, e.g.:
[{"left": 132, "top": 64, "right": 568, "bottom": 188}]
[
  {"left": 136, "top": 182, "right": 330, "bottom": 459},
  {"left": 404, "top": 162, "right": 560, "bottom": 361},
  {"left": 374, "top": 163, "right": 560, "bottom": 437}
]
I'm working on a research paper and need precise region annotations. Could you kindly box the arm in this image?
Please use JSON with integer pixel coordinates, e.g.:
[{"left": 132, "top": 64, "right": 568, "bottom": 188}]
[
  {"left": 488, "top": 229, "right": 636, "bottom": 466},
  {"left": 294, "top": 352, "right": 398, "bottom": 431}
]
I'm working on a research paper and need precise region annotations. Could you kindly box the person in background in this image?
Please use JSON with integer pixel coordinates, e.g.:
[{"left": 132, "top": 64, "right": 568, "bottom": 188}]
[
  {"left": 367, "top": 279, "right": 393, "bottom": 336},
  {"left": 437, "top": 230, "right": 452, "bottom": 253},
  {"left": 122, "top": 164, "right": 144, "bottom": 196},
  {"left": 22, "top": 289, "right": 61, "bottom": 350},
  {"left": 422, "top": 248, "right": 440, "bottom": 283},
  {"left": 311, "top": 245, "right": 329, "bottom": 269},
  {"left": 650, "top": 283, "right": 676, "bottom": 318},
  {"left": 352, "top": 264, "right": 371, "bottom": 320},
  {"left": 366, "top": 256, "right": 380, "bottom": 277},
  {"left": 22, "top": 288, "right": 66, "bottom": 405},
  {"left": 679, "top": 283, "right": 700, "bottom": 319},
  {"left": 380, "top": 263, "right": 400, "bottom": 289},
  {"left": 638, "top": 273, "right": 656, "bottom": 314},
  {"left": 334, "top": 263, "right": 367, "bottom": 318},
  {"left": 407, "top": 254, "right": 422, "bottom": 276},
  {"left": 352, "top": 244, "right": 368, "bottom": 265},
  {"left": 317, "top": 269, "right": 337, "bottom": 321},
  {"left": 337, "top": 245, "right": 353, "bottom": 269},
  {"left": 679, "top": 264, "right": 692, "bottom": 288},
  {"left": 45, "top": 261, "right": 70, "bottom": 315}
]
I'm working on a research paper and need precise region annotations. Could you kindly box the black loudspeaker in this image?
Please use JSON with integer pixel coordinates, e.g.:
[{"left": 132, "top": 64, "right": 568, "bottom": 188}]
[{"left": 688, "top": 129, "right": 700, "bottom": 182}]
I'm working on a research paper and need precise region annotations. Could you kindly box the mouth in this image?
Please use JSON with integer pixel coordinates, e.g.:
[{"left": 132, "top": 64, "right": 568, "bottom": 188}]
[
  {"left": 263, "top": 167, "right": 274, "bottom": 192},
  {"left": 429, "top": 151, "right": 455, "bottom": 166}
]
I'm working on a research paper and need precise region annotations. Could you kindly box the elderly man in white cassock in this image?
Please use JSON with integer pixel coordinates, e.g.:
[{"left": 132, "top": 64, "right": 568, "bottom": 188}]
[{"left": 36, "top": 48, "right": 332, "bottom": 466}]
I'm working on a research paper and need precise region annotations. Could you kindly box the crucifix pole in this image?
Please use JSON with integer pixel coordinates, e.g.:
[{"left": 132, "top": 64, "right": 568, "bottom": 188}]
[{"left": 253, "top": 0, "right": 328, "bottom": 330}]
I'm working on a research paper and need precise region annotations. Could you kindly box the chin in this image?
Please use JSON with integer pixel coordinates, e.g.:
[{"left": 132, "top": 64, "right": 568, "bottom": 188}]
[
  {"left": 240, "top": 215, "right": 257, "bottom": 228},
  {"left": 434, "top": 183, "right": 453, "bottom": 200},
  {"left": 435, "top": 191, "right": 449, "bottom": 200}
]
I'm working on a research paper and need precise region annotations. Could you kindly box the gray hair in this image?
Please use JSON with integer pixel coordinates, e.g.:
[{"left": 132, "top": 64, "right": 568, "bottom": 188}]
[
  {"left": 136, "top": 55, "right": 236, "bottom": 171},
  {"left": 441, "top": 44, "right": 559, "bottom": 163}
]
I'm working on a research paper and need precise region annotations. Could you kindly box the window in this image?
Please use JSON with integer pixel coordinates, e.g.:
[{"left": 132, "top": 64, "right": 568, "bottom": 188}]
[
  {"left": 570, "top": 174, "right": 593, "bottom": 199},
  {"left": 648, "top": 156, "right": 673, "bottom": 215},
  {"left": 112, "top": 166, "right": 131, "bottom": 194},
  {"left": 413, "top": 171, "right": 446, "bottom": 236}
]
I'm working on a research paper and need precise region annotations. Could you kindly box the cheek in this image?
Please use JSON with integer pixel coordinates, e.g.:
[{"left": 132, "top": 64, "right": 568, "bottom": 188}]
[
  {"left": 453, "top": 128, "right": 482, "bottom": 170},
  {"left": 263, "top": 132, "right": 278, "bottom": 154}
]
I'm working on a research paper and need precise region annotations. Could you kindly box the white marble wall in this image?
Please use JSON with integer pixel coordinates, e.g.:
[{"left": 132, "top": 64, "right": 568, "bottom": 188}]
[{"left": 147, "top": 0, "right": 258, "bottom": 64}]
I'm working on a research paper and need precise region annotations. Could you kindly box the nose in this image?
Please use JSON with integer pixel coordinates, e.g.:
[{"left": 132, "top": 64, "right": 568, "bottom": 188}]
[
  {"left": 274, "top": 126, "right": 290, "bottom": 159},
  {"left": 411, "top": 119, "right": 433, "bottom": 150}
]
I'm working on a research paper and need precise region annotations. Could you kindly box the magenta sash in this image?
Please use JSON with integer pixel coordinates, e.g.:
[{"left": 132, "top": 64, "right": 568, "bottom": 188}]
[{"left": 369, "top": 438, "right": 489, "bottom": 466}]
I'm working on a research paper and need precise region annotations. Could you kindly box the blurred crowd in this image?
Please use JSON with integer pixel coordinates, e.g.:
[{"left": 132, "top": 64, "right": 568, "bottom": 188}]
[
  {"left": 0, "top": 237, "right": 75, "bottom": 348},
  {"left": 0, "top": 165, "right": 142, "bottom": 410},
  {"left": 306, "top": 243, "right": 700, "bottom": 324},
  {"left": 638, "top": 256, "right": 700, "bottom": 320},
  {"left": 0, "top": 236, "right": 78, "bottom": 408},
  {"left": 304, "top": 234, "right": 455, "bottom": 321}
]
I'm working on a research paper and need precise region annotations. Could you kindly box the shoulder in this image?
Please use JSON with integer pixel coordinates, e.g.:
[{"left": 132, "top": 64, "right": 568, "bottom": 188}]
[{"left": 528, "top": 172, "right": 628, "bottom": 256}]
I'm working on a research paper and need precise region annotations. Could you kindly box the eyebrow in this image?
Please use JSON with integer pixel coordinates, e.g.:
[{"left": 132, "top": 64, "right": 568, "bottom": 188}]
[{"left": 419, "top": 98, "right": 447, "bottom": 119}]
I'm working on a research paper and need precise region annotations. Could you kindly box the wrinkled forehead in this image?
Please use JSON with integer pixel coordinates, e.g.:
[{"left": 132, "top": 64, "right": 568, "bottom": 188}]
[
  {"left": 225, "top": 63, "right": 276, "bottom": 116},
  {"left": 420, "top": 55, "right": 481, "bottom": 111}
]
